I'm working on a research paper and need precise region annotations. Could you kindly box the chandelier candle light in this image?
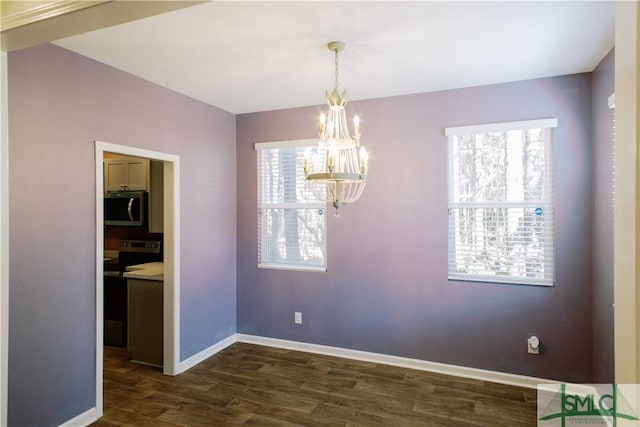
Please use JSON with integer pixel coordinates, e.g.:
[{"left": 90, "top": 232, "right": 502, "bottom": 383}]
[{"left": 304, "top": 41, "right": 369, "bottom": 215}]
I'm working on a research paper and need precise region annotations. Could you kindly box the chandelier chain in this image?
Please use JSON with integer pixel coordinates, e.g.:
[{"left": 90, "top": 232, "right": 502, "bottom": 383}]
[{"left": 334, "top": 48, "right": 339, "bottom": 91}]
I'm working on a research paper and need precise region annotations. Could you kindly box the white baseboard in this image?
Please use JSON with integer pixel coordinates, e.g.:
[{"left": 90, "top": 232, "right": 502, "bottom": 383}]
[
  {"left": 236, "top": 334, "right": 559, "bottom": 389},
  {"left": 177, "top": 333, "right": 236, "bottom": 374},
  {"left": 58, "top": 407, "right": 98, "bottom": 427}
]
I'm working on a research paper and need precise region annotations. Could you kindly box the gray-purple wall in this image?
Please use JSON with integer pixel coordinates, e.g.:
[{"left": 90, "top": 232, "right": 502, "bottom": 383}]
[
  {"left": 7, "top": 41, "right": 609, "bottom": 425},
  {"left": 591, "top": 49, "right": 615, "bottom": 383},
  {"left": 236, "top": 74, "right": 594, "bottom": 383},
  {"left": 8, "top": 44, "right": 237, "bottom": 426}
]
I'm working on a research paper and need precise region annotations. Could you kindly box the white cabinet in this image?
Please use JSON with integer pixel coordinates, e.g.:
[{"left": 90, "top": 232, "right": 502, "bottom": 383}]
[{"left": 104, "top": 158, "right": 149, "bottom": 192}]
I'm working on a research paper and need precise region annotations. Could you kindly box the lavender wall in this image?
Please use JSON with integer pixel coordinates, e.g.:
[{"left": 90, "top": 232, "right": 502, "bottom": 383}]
[
  {"left": 237, "top": 74, "right": 594, "bottom": 382},
  {"left": 591, "top": 49, "right": 615, "bottom": 383},
  {"left": 8, "top": 44, "right": 236, "bottom": 426}
]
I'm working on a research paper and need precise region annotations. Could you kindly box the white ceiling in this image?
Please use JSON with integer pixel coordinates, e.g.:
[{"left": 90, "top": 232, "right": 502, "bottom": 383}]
[{"left": 53, "top": 1, "right": 615, "bottom": 115}]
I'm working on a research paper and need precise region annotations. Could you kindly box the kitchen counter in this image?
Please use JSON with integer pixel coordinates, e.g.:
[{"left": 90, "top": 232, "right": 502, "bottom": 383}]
[
  {"left": 123, "top": 262, "right": 163, "bottom": 281},
  {"left": 104, "top": 249, "right": 119, "bottom": 262}
]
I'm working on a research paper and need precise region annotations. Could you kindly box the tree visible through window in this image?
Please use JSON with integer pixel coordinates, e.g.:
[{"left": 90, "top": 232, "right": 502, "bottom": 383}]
[
  {"left": 445, "top": 119, "right": 557, "bottom": 286},
  {"left": 256, "top": 140, "right": 326, "bottom": 271}
]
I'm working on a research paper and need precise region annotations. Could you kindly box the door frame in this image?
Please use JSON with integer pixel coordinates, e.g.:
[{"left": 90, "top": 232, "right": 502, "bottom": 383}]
[
  {"left": 95, "top": 141, "right": 181, "bottom": 417},
  {"left": 0, "top": 51, "right": 8, "bottom": 427},
  {"left": 613, "top": 1, "right": 640, "bottom": 384}
]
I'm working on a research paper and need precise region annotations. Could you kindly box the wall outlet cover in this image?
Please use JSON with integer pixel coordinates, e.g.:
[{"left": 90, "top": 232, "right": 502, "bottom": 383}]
[{"left": 527, "top": 336, "right": 540, "bottom": 354}]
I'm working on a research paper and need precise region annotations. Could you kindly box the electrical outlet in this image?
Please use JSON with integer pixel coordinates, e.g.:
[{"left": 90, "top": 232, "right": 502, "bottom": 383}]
[
  {"left": 294, "top": 311, "right": 302, "bottom": 324},
  {"left": 528, "top": 336, "right": 540, "bottom": 354}
]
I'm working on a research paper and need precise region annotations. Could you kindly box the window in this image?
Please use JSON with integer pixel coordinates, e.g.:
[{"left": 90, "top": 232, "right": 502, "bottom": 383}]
[
  {"left": 255, "top": 139, "right": 326, "bottom": 271},
  {"left": 445, "top": 119, "right": 557, "bottom": 286}
]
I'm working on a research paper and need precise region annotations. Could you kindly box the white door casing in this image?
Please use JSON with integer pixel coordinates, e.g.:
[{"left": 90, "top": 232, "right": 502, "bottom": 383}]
[{"left": 95, "top": 141, "right": 181, "bottom": 418}]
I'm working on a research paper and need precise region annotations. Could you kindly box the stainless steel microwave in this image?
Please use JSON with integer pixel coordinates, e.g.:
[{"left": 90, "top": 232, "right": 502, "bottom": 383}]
[{"left": 104, "top": 191, "right": 147, "bottom": 226}]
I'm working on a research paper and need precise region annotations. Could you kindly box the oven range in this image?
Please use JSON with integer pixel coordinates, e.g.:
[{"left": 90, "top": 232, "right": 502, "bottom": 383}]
[{"left": 103, "top": 239, "right": 162, "bottom": 346}]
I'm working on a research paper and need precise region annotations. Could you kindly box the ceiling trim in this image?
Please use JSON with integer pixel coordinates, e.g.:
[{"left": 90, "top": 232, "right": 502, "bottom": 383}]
[
  {"left": 1, "top": 1, "right": 108, "bottom": 32},
  {"left": 1, "top": 0, "right": 207, "bottom": 52}
]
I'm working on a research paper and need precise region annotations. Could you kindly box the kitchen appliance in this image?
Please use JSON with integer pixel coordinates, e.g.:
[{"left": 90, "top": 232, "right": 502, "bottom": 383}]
[
  {"left": 104, "top": 239, "right": 162, "bottom": 346},
  {"left": 104, "top": 191, "right": 147, "bottom": 226}
]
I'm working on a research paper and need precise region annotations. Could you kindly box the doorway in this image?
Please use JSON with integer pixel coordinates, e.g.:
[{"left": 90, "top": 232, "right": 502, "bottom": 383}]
[{"left": 95, "top": 141, "right": 181, "bottom": 417}]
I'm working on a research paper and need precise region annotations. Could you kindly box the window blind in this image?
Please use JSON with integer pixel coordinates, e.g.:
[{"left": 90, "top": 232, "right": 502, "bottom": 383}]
[
  {"left": 446, "top": 121, "right": 556, "bottom": 286},
  {"left": 256, "top": 140, "right": 326, "bottom": 271}
]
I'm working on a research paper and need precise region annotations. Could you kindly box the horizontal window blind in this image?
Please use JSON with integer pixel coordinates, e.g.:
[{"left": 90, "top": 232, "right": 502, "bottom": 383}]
[
  {"left": 256, "top": 141, "right": 326, "bottom": 271},
  {"left": 447, "top": 124, "right": 555, "bottom": 286},
  {"left": 448, "top": 205, "right": 554, "bottom": 285}
]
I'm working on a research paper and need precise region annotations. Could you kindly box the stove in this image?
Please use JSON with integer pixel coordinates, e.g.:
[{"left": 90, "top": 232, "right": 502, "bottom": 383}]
[
  {"left": 104, "top": 240, "right": 162, "bottom": 346},
  {"left": 105, "top": 240, "right": 162, "bottom": 274}
]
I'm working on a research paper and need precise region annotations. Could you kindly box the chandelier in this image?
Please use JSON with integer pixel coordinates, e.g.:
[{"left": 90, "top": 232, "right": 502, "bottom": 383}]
[{"left": 304, "top": 41, "right": 369, "bottom": 215}]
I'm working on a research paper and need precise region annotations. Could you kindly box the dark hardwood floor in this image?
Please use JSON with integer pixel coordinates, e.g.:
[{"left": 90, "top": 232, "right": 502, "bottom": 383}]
[{"left": 92, "top": 342, "right": 537, "bottom": 426}]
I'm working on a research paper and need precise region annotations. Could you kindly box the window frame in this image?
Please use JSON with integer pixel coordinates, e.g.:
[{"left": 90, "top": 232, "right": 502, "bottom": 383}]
[
  {"left": 254, "top": 138, "right": 327, "bottom": 272},
  {"left": 445, "top": 118, "right": 558, "bottom": 286}
]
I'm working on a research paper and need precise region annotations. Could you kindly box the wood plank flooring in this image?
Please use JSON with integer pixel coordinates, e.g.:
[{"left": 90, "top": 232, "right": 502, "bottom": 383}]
[{"left": 92, "top": 343, "right": 537, "bottom": 426}]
